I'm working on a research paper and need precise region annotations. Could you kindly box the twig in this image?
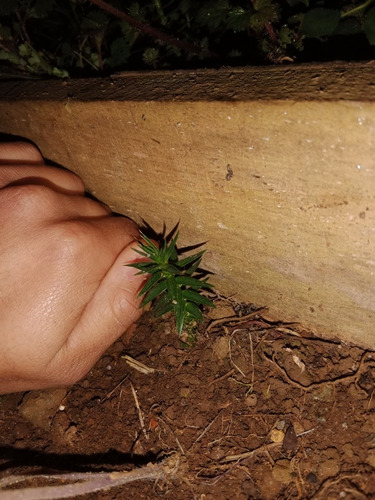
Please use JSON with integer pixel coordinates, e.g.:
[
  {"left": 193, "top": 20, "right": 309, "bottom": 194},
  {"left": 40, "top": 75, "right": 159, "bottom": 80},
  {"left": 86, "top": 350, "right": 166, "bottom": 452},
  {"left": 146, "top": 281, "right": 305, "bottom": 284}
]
[
  {"left": 220, "top": 441, "right": 282, "bottom": 463},
  {"left": 191, "top": 410, "right": 223, "bottom": 447},
  {"left": 205, "top": 309, "right": 266, "bottom": 335},
  {"left": 122, "top": 355, "right": 155, "bottom": 375},
  {"left": 367, "top": 387, "right": 375, "bottom": 410},
  {"left": 248, "top": 332, "right": 255, "bottom": 392},
  {"left": 263, "top": 350, "right": 372, "bottom": 391},
  {"left": 130, "top": 382, "right": 148, "bottom": 441},
  {"left": 228, "top": 337, "right": 246, "bottom": 378},
  {"left": 0, "top": 454, "right": 180, "bottom": 499},
  {"left": 101, "top": 374, "right": 129, "bottom": 402},
  {"left": 208, "top": 368, "right": 235, "bottom": 386},
  {"left": 87, "top": 0, "right": 201, "bottom": 55},
  {"left": 230, "top": 328, "right": 256, "bottom": 393},
  {"left": 314, "top": 473, "right": 367, "bottom": 500},
  {"left": 157, "top": 417, "right": 186, "bottom": 455}
]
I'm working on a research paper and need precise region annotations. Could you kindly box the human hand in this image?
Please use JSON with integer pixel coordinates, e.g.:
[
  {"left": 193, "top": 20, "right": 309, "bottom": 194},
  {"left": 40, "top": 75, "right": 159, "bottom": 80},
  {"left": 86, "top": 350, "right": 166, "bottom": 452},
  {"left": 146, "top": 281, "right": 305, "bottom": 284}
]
[{"left": 0, "top": 142, "right": 145, "bottom": 394}]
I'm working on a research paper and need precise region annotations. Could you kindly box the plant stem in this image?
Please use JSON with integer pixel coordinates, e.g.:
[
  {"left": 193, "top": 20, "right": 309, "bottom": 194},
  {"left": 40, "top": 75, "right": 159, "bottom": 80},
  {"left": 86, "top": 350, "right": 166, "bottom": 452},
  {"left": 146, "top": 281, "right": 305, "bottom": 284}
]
[
  {"left": 0, "top": 455, "right": 179, "bottom": 499},
  {"left": 341, "top": 0, "right": 374, "bottom": 18},
  {"left": 86, "top": 0, "right": 201, "bottom": 55},
  {"left": 264, "top": 22, "right": 278, "bottom": 45}
]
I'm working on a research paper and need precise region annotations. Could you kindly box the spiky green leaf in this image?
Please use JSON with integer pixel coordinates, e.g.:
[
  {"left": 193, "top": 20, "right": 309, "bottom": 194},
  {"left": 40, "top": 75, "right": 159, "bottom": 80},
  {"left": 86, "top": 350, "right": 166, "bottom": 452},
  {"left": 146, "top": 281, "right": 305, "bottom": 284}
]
[
  {"left": 182, "top": 289, "right": 214, "bottom": 307},
  {"left": 138, "top": 270, "right": 163, "bottom": 296},
  {"left": 175, "top": 275, "right": 213, "bottom": 289},
  {"left": 152, "top": 293, "right": 174, "bottom": 317},
  {"left": 140, "top": 279, "right": 168, "bottom": 306},
  {"left": 177, "top": 251, "right": 204, "bottom": 269},
  {"left": 185, "top": 301, "right": 204, "bottom": 322}
]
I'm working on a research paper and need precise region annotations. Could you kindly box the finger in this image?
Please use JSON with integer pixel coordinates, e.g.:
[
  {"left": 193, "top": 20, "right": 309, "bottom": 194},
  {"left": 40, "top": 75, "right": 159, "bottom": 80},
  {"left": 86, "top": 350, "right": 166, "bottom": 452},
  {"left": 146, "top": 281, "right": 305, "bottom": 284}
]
[
  {"left": 0, "top": 141, "right": 44, "bottom": 164},
  {"left": 48, "top": 216, "right": 140, "bottom": 272},
  {"left": 52, "top": 241, "right": 146, "bottom": 383},
  {"left": 2, "top": 184, "right": 113, "bottom": 224},
  {"left": 0, "top": 165, "right": 85, "bottom": 194}
]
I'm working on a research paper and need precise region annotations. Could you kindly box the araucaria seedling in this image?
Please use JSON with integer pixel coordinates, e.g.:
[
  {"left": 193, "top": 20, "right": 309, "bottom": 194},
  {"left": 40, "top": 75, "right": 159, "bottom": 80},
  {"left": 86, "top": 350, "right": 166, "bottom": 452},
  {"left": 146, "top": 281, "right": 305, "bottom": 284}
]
[{"left": 128, "top": 231, "right": 214, "bottom": 339}]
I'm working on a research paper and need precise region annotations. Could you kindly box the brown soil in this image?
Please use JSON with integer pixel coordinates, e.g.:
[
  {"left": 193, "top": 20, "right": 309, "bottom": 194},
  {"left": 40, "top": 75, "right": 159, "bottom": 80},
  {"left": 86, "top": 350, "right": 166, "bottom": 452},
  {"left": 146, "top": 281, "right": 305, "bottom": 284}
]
[{"left": 1, "top": 296, "right": 375, "bottom": 499}]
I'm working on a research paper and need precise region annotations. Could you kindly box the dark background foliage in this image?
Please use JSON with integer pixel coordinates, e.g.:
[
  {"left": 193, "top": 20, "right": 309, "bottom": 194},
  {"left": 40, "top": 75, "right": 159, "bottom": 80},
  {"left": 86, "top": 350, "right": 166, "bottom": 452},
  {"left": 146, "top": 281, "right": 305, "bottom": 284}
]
[{"left": 0, "top": 0, "right": 374, "bottom": 78}]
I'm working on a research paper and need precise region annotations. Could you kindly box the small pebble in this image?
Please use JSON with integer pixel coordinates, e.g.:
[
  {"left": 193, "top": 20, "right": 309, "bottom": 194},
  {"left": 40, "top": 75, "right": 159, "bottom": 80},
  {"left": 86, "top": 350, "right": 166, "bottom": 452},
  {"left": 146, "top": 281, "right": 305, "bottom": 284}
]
[
  {"left": 245, "top": 394, "right": 258, "bottom": 407},
  {"left": 270, "top": 429, "right": 285, "bottom": 443}
]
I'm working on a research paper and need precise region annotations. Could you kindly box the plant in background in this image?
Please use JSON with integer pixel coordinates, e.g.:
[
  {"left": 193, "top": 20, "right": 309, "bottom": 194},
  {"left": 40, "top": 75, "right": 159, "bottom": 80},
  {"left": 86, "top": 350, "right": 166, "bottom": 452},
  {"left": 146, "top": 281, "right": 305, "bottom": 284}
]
[
  {"left": 1, "top": 0, "right": 375, "bottom": 78},
  {"left": 128, "top": 231, "right": 214, "bottom": 342}
]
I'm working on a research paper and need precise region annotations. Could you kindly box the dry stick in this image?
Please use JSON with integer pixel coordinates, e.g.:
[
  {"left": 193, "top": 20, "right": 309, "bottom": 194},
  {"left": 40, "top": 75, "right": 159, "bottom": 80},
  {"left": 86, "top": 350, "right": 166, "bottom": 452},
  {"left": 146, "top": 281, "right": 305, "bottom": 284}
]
[
  {"left": 208, "top": 368, "right": 235, "bottom": 386},
  {"left": 191, "top": 410, "right": 224, "bottom": 447},
  {"left": 0, "top": 455, "right": 179, "bottom": 500},
  {"left": 220, "top": 441, "right": 282, "bottom": 463},
  {"left": 230, "top": 328, "right": 256, "bottom": 392},
  {"left": 228, "top": 337, "right": 246, "bottom": 378},
  {"left": 101, "top": 374, "right": 129, "bottom": 402},
  {"left": 158, "top": 418, "right": 186, "bottom": 456},
  {"left": 263, "top": 350, "right": 372, "bottom": 391},
  {"left": 314, "top": 473, "right": 367, "bottom": 500},
  {"left": 248, "top": 331, "right": 255, "bottom": 391},
  {"left": 205, "top": 309, "right": 266, "bottom": 335},
  {"left": 220, "top": 427, "right": 316, "bottom": 466},
  {"left": 87, "top": 0, "right": 201, "bottom": 55},
  {"left": 130, "top": 382, "right": 149, "bottom": 441},
  {"left": 367, "top": 386, "right": 375, "bottom": 410}
]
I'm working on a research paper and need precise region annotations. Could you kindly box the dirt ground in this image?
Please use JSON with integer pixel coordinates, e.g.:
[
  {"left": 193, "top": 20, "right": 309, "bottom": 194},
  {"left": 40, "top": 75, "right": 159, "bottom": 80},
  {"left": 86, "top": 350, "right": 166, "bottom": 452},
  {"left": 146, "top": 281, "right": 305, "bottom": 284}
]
[{"left": 1, "top": 295, "right": 375, "bottom": 499}]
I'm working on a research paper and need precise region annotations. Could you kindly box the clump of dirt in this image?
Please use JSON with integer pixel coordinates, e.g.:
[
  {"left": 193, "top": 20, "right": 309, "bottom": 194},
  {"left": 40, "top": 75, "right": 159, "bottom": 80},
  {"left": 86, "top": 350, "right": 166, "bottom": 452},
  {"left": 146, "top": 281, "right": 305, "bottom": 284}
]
[{"left": 1, "top": 296, "right": 374, "bottom": 499}]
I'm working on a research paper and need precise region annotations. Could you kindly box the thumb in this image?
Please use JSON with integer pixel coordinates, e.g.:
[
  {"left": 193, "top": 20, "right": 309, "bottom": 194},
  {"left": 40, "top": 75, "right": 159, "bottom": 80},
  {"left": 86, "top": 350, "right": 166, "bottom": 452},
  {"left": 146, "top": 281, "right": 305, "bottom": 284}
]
[{"left": 59, "top": 242, "right": 147, "bottom": 380}]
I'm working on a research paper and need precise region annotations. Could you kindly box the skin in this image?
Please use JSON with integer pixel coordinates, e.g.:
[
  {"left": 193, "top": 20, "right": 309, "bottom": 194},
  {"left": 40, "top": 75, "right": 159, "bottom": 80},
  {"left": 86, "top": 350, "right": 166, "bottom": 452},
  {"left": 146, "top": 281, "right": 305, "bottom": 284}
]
[{"left": 0, "top": 142, "right": 146, "bottom": 394}]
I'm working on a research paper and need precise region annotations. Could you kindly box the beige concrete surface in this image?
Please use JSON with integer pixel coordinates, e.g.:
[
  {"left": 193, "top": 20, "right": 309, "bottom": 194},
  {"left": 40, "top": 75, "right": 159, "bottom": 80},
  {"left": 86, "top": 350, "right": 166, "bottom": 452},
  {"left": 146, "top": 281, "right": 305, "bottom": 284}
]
[{"left": 0, "top": 65, "right": 374, "bottom": 348}]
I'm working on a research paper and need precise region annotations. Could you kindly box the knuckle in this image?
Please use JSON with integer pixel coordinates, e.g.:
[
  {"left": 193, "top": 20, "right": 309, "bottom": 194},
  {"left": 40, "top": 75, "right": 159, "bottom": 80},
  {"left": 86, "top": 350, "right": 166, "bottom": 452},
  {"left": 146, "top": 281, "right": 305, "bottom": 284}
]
[
  {"left": 52, "top": 220, "right": 94, "bottom": 263},
  {"left": 1, "top": 184, "right": 57, "bottom": 218}
]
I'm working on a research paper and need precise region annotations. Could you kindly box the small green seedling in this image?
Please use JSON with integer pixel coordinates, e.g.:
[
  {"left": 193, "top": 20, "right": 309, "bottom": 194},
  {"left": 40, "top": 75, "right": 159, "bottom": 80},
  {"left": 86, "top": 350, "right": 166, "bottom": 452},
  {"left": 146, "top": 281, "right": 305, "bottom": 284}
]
[{"left": 128, "top": 231, "right": 214, "bottom": 338}]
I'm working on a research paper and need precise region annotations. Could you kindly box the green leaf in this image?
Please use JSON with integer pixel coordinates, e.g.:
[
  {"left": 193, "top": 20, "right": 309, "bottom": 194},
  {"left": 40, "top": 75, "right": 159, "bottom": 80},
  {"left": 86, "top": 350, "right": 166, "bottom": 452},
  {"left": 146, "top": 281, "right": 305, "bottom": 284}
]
[
  {"left": 185, "top": 301, "right": 203, "bottom": 322},
  {"left": 279, "top": 26, "right": 294, "bottom": 48},
  {"left": 166, "top": 263, "right": 181, "bottom": 275},
  {"left": 177, "top": 251, "right": 204, "bottom": 269},
  {"left": 302, "top": 8, "right": 341, "bottom": 38},
  {"left": 227, "top": 6, "right": 250, "bottom": 32},
  {"left": 164, "top": 233, "right": 179, "bottom": 262},
  {"left": 166, "top": 275, "right": 178, "bottom": 300},
  {"left": 138, "top": 270, "right": 162, "bottom": 296},
  {"left": 196, "top": 0, "right": 229, "bottom": 31},
  {"left": 334, "top": 17, "right": 362, "bottom": 36},
  {"left": 286, "top": 0, "right": 308, "bottom": 6},
  {"left": 152, "top": 293, "right": 174, "bottom": 317},
  {"left": 52, "top": 66, "right": 69, "bottom": 78},
  {"left": 0, "top": 0, "right": 19, "bottom": 16},
  {"left": 128, "top": 261, "right": 159, "bottom": 273},
  {"left": 0, "top": 49, "right": 24, "bottom": 65},
  {"left": 81, "top": 10, "right": 110, "bottom": 31},
  {"left": 173, "top": 285, "right": 185, "bottom": 333},
  {"left": 175, "top": 276, "right": 213, "bottom": 289},
  {"left": 107, "top": 37, "right": 131, "bottom": 67},
  {"left": 128, "top": 2, "right": 146, "bottom": 22},
  {"left": 143, "top": 47, "right": 159, "bottom": 66},
  {"left": 182, "top": 289, "right": 214, "bottom": 307},
  {"left": 19, "top": 44, "right": 30, "bottom": 57},
  {"left": 30, "top": 0, "right": 56, "bottom": 18},
  {"left": 140, "top": 279, "right": 168, "bottom": 306},
  {"left": 0, "top": 24, "right": 11, "bottom": 40},
  {"left": 364, "top": 6, "right": 375, "bottom": 45}
]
